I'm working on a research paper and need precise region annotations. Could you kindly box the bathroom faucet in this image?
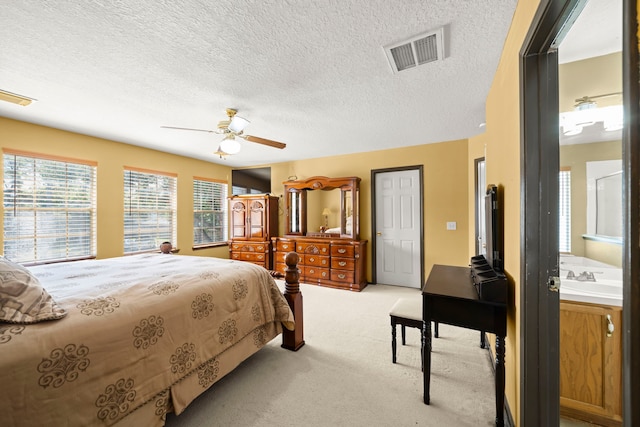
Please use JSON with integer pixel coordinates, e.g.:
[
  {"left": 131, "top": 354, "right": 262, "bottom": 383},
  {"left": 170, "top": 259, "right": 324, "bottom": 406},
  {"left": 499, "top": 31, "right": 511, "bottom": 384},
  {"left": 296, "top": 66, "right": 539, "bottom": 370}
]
[{"left": 576, "top": 271, "right": 596, "bottom": 282}]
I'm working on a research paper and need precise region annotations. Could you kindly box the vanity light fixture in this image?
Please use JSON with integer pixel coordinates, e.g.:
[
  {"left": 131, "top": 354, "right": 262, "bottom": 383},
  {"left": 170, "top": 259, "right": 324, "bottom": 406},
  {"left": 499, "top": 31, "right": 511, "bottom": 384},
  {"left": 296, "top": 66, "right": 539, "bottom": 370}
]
[{"left": 0, "top": 89, "right": 36, "bottom": 106}]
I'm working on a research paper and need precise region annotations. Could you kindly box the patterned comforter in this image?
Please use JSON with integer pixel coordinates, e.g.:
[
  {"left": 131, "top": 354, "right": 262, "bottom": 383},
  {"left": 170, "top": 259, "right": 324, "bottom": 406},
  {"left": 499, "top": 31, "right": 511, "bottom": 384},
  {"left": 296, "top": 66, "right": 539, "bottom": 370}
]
[{"left": 0, "top": 254, "right": 295, "bottom": 426}]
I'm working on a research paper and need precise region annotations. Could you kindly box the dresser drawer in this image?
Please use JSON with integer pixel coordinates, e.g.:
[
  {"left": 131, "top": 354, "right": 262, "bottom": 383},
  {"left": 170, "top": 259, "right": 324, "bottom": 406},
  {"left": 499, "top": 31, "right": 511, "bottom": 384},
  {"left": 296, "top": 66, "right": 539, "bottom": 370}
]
[
  {"left": 331, "top": 244, "right": 354, "bottom": 257},
  {"left": 303, "top": 266, "right": 330, "bottom": 280},
  {"left": 240, "top": 252, "right": 266, "bottom": 262},
  {"left": 274, "top": 251, "right": 289, "bottom": 264},
  {"left": 297, "top": 241, "right": 330, "bottom": 255},
  {"left": 274, "top": 262, "right": 287, "bottom": 275},
  {"left": 231, "top": 242, "right": 267, "bottom": 252},
  {"left": 277, "top": 240, "right": 295, "bottom": 252},
  {"left": 331, "top": 257, "right": 355, "bottom": 270},
  {"left": 304, "top": 254, "right": 330, "bottom": 267},
  {"left": 331, "top": 270, "right": 354, "bottom": 283}
]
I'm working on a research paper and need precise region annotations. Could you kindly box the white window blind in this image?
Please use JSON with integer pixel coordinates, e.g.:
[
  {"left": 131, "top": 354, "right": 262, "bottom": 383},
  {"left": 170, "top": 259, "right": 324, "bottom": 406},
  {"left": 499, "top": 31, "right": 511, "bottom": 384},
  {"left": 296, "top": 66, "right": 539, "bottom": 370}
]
[
  {"left": 559, "top": 168, "right": 571, "bottom": 253},
  {"left": 124, "top": 169, "right": 176, "bottom": 253},
  {"left": 3, "top": 152, "right": 97, "bottom": 263},
  {"left": 193, "top": 178, "right": 228, "bottom": 246}
]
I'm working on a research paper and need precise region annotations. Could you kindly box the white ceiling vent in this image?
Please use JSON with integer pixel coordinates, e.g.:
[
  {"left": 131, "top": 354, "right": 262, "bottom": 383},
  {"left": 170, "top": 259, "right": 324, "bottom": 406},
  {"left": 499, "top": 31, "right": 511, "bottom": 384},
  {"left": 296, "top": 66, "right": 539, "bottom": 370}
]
[{"left": 384, "top": 27, "right": 445, "bottom": 73}]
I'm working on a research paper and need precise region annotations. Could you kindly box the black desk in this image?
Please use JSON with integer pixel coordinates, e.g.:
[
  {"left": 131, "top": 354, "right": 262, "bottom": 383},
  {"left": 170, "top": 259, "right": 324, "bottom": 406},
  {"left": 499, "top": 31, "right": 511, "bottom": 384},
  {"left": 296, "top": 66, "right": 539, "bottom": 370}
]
[{"left": 422, "top": 264, "right": 507, "bottom": 427}]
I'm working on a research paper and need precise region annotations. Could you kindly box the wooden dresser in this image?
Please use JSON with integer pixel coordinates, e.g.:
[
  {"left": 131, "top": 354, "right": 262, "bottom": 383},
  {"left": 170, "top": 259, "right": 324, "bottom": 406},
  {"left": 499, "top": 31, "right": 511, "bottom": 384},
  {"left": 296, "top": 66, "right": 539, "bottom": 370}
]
[
  {"left": 228, "top": 194, "right": 278, "bottom": 269},
  {"left": 272, "top": 237, "right": 367, "bottom": 291}
]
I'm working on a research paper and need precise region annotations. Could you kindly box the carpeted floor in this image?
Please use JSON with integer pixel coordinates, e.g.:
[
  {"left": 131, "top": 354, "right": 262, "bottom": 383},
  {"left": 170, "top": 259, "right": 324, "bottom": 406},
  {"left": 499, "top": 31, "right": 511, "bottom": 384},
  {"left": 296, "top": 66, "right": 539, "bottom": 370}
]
[{"left": 165, "top": 281, "right": 498, "bottom": 426}]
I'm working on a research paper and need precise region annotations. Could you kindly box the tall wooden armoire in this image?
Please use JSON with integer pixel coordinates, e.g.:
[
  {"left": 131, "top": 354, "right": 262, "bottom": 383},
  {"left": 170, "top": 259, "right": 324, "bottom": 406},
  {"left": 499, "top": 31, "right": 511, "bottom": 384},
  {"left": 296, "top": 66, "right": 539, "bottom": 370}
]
[{"left": 228, "top": 194, "right": 278, "bottom": 269}]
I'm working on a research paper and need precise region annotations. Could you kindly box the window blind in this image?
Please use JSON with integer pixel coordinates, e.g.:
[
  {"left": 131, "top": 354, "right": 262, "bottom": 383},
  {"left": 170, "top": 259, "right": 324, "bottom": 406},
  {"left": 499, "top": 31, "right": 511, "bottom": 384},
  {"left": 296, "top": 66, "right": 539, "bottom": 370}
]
[
  {"left": 559, "top": 168, "right": 571, "bottom": 253},
  {"left": 3, "top": 153, "right": 97, "bottom": 263},
  {"left": 124, "top": 169, "right": 176, "bottom": 253},
  {"left": 193, "top": 178, "right": 228, "bottom": 245}
]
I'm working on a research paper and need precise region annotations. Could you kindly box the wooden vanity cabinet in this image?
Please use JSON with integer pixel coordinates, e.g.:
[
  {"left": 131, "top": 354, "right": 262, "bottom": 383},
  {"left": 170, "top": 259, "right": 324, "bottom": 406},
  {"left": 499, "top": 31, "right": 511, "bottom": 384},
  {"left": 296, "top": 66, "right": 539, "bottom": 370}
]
[
  {"left": 228, "top": 194, "right": 278, "bottom": 269},
  {"left": 559, "top": 300, "right": 622, "bottom": 427}
]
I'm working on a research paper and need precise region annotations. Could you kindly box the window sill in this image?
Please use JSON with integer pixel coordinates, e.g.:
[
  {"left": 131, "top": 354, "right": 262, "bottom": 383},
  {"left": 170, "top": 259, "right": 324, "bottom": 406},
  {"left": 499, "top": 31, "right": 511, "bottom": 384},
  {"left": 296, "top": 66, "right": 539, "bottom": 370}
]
[
  {"left": 192, "top": 242, "right": 229, "bottom": 250},
  {"left": 581, "top": 234, "right": 623, "bottom": 245}
]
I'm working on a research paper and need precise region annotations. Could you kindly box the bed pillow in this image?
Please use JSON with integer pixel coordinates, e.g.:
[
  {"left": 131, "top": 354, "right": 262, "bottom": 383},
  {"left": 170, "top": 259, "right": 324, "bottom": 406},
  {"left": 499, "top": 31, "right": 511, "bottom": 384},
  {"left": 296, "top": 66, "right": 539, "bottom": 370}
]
[{"left": 0, "top": 256, "right": 67, "bottom": 324}]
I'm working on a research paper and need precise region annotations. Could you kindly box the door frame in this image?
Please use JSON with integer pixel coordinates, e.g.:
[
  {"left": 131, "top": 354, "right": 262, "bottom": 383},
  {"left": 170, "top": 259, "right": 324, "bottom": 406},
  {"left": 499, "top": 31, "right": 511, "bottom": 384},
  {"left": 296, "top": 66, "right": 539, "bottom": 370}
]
[
  {"left": 474, "top": 157, "right": 486, "bottom": 256},
  {"left": 370, "top": 165, "right": 424, "bottom": 287},
  {"left": 521, "top": 0, "right": 639, "bottom": 426}
]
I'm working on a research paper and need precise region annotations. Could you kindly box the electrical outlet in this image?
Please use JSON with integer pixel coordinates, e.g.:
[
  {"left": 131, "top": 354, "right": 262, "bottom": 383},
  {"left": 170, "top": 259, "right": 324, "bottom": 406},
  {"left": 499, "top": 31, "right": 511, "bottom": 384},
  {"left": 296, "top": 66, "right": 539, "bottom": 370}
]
[{"left": 446, "top": 221, "right": 457, "bottom": 230}]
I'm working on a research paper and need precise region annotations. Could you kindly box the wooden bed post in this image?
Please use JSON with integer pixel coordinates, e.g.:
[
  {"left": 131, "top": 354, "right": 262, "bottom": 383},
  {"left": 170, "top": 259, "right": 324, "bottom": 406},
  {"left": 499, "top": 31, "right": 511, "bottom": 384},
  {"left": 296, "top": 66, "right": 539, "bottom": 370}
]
[{"left": 282, "top": 251, "right": 305, "bottom": 351}]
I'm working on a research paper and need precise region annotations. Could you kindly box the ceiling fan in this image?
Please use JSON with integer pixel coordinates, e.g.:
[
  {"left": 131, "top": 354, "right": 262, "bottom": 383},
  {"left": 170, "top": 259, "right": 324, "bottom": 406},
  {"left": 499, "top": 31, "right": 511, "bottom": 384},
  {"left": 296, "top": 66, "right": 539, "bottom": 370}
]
[{"left": 161, "top": 108, "right": 286, "bottom": 157}]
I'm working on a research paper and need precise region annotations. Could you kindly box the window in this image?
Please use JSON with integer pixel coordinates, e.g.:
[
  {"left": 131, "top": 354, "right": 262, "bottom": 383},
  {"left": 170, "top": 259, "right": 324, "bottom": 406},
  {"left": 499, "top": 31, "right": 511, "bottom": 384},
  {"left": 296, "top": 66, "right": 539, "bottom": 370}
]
[
  {"left": 559, "top": 167, "right": 571, "bottom": 253},
  {"left": 3, "top": 151, "right": 97, "bottom": 263},
  {"left": 124, "top": 168, "right": 176, "bottom": 253},
  {"left": 193, "top": 177, "right": 228, "bottom": 246}
]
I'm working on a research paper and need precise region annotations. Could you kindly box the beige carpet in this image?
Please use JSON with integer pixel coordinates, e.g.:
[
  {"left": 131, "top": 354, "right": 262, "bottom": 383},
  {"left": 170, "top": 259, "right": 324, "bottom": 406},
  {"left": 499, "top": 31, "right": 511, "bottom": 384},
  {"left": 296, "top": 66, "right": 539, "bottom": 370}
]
[{"left": 165, "top": 281, "right": 498, "bottom": 427}]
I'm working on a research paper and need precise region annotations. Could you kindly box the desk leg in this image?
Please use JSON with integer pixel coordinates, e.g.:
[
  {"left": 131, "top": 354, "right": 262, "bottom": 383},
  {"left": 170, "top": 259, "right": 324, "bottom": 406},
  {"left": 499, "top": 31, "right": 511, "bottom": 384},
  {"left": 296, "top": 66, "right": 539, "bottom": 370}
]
[
  {"left": 422, "top": 318, "right": 431, "bottom": 404},
  {"left": 495, "top": 335, "right": 505, "bottom": 427}
]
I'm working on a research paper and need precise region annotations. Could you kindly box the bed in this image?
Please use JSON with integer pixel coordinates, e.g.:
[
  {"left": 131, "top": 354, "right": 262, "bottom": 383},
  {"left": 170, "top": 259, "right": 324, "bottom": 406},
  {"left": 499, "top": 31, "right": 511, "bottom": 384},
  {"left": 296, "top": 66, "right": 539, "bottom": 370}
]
[{"left": 0, "top": 253, "right": 301, "bottom": 427}]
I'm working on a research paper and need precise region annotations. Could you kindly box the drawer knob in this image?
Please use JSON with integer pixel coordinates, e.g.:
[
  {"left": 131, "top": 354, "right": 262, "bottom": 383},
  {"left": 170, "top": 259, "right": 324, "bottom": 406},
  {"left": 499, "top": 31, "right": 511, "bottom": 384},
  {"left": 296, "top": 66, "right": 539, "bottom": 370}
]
[
  {"left": 339, "top": 261, "right": 346, "bottom": 267},
  {"left": 338, "top": 249, "right": 346, "bottom": 254},
  {"left": 309, "top": 269, "right": 315, "bottom": 274},
  {"left": 322, "top": 272, "right": 327, "bottom": 277},
  {"left": 309, "top": 257, "right": 315, "bottom": 262},
  {"left": 283, "top": 244, "right": 289, "bottom": 249},
  {"left": 338, "top": 274, "right": 346, "bottom": 279}
]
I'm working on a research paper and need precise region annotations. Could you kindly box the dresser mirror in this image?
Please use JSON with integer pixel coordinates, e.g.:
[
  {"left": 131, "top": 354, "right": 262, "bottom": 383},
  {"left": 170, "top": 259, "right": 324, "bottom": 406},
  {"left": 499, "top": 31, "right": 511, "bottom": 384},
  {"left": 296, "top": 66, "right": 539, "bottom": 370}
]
[{"left": 284, "top": 176, "right": 360, "bottom": 239}]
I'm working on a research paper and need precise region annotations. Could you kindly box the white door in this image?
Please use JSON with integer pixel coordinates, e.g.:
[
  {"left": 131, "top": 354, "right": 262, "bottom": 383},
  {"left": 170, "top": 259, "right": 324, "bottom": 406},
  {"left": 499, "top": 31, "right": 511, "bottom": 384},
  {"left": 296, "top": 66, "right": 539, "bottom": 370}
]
[{"left": 374, "top": 169, "right": 422, "bottom": 288}]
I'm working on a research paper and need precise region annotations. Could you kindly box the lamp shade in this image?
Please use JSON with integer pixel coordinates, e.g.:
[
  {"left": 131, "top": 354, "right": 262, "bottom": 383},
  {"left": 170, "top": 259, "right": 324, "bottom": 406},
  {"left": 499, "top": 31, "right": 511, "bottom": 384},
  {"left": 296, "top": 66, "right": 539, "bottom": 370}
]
[
  {"left": 220, "top": 137, "right": 241, "bottom": 155},
  {"left": 322, "top": 208, "right": 331, "bottom": 216},
  {"left": 229, "top": 115, "right": 250, "bottom": 133}
]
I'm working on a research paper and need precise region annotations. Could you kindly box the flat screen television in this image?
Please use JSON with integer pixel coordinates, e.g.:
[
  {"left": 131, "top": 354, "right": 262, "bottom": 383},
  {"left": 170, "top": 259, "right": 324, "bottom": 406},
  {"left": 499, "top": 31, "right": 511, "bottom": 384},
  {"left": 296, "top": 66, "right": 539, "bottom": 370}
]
[
  {"left": 231, "top": 167, "right": 271, "bottom": 195},
  {"left": 484, "top": 184, "right": 503, "bottom": 272}
]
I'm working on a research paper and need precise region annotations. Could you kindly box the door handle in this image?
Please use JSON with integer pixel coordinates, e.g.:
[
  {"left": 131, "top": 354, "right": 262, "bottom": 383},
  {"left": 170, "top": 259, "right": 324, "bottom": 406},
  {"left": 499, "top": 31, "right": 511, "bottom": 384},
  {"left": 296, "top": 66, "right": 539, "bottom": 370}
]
[{"left": 376, "top": 232, "right": 382, "bottom": 236}]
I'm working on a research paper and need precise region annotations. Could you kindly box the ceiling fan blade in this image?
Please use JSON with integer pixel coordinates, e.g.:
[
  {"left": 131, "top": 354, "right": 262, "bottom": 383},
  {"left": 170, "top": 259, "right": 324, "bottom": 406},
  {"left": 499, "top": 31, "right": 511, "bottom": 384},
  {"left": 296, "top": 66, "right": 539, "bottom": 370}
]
[
  {"left": 160, "top": 126, "right": 218, "bottom": 134},
  {"left": 243, "top": 135, "right": 286, "bottom": 149}
]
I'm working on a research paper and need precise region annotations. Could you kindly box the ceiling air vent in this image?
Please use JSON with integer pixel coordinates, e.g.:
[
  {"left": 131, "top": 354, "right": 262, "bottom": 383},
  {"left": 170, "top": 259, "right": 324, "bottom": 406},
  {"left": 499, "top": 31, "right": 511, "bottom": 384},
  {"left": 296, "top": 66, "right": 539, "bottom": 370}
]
[{"left": 384, "top": 27, "right": 445, "bottom": 73}]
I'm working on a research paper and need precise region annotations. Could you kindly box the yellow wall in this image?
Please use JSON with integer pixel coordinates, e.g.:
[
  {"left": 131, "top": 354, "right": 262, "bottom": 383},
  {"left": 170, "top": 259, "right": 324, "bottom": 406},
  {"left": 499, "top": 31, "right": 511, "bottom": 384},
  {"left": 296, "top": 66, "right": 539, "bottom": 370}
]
[
  {"left": 467, "top": 0, "right": 542, "bottom": 424},
  {"left": 559, "top": 52, "right": 623, "bottom": 112},
  {"left": 0, "top": 117, "right": 232, "bottom": 259},
  {"left": 266, "top": 139, "right": 471, "bottom": 282}
]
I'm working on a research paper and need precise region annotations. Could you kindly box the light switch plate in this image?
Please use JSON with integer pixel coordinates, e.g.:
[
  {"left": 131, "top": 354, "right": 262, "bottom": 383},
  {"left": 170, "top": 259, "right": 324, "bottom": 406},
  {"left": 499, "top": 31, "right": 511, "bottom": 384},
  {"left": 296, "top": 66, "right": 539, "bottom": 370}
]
[{"left": 446, "top": 221, "right": 457, "bottom": 230}]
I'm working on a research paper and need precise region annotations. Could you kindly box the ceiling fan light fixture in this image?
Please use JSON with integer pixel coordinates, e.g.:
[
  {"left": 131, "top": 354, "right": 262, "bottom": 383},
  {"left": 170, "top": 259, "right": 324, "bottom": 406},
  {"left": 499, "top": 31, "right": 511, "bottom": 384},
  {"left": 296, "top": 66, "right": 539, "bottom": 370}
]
[
  {"left": 214, "top": 145, "right": 229, "bottom": 159},
  {"left": 229, "top": 115, "right": 250, "bottom": 133},
  {"left": 220, "top": 137, "right": 241, "bottom": 155}
]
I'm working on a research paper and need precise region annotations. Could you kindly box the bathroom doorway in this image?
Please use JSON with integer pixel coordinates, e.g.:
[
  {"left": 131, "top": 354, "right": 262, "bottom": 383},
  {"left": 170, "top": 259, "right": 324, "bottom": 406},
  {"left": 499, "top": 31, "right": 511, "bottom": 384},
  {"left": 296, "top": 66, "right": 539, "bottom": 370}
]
[{"left": 521, "top": 0, "right": 639, "bottom": 425}]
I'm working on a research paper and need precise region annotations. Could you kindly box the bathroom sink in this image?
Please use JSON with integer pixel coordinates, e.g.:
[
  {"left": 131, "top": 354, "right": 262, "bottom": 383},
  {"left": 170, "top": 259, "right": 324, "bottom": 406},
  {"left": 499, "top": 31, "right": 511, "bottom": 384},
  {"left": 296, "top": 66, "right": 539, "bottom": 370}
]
[{"left": 561, "top": 278, "right": 622, "bottom": 297}]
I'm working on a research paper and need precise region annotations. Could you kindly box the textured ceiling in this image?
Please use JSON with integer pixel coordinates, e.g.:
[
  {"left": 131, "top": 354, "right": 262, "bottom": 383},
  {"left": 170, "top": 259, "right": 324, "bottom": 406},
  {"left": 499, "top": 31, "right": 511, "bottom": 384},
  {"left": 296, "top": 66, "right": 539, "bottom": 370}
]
[{"left": 0, "top": 1, "right": 620, "bottom": 167}]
